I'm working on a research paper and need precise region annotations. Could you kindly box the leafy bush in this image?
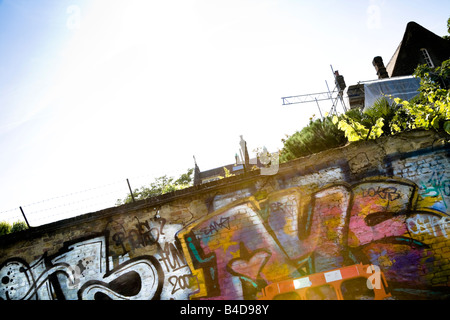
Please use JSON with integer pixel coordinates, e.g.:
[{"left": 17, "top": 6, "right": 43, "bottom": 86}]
[
  {"left": 0, "top": 220, "right": 28, "bottom": 236},
  {"left": 0, "top": 221, "right": 11, "bottom": 236},
  {"left": 116, "top": 168, "right": 194, "bottom": 205},
  {"left": 391, "top": 60, "right": 450, "bottom": 135},
  {"left": 11, "top": 221, "right": 29, "bottom": 233},
  {"left": 280, "top": 59, "right": 450, "bottom": 164},
  {"left": 280, "top": 115, "right": 347, "bottom": 163},
  {"left": 334, "top": 59, "right": 450, "bottom": 142},
  {"left": 332, "top": 97, "right": 397, "bottom": 141}
]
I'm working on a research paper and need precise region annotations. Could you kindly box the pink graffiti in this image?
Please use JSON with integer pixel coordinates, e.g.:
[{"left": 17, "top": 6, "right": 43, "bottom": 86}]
[{"left": 178, "top": 178, "right": 442, "bottom": 300}]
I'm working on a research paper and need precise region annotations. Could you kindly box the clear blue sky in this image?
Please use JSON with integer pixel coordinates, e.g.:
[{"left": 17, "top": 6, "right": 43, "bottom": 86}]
[{"left": 1, "top": 0, "right": 449, "bottom": 226}]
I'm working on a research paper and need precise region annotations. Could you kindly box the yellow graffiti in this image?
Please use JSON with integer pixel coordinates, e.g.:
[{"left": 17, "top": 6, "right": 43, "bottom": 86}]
[{"left": 177, "top": 176, "right": 449, "bottom": 300}]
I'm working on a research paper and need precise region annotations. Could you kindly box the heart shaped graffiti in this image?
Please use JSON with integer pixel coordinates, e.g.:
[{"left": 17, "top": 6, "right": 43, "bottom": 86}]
[{"left": 227, "top": 246, "right": 271, "bottom": 281}]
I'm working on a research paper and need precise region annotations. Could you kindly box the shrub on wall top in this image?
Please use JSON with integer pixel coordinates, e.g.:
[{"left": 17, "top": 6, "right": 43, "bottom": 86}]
[{"left": 0, "top": 221, "right": 28, "bottom": 236}]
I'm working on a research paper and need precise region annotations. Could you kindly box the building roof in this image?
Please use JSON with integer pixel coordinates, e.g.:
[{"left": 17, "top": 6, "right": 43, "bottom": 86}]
[
  {"left": 192, "top": 136, "right": 265, "bottom": 185},
  {"left": 386, "top": 21, "right": 450, "bottom": 77}
]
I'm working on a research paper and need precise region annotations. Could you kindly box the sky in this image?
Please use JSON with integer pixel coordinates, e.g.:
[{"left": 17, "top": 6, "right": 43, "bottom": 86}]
[{"left": 1, "top": 0, "right": 449, "bottom": 226}]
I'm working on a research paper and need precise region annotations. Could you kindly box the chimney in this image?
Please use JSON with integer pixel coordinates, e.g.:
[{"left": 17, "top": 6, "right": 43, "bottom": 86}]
[{"left": 372, "top": 56, "right": 389, "bottom": 79}]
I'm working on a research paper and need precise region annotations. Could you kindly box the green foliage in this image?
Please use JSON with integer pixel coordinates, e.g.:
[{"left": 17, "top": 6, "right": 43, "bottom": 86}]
[
  {"left": 332, "top": 97, "right": 396, "bottom": 141},
  {"left": 116, "top": 168, "right": 194, "bottom": 205},
  {"left": 280, "top": 58, "right": 450, "bottom": 164},
  {"left": 279, "top": 115, "right": 347, "bottom": 163},
  {"left": 443, "top": 17, "right": 450, "bottom": 40},
  {"left": 0, "top": 221, "right": 11, "bottom": 236},
  {"left": 223, "top": 167, "right": 235, "bottom": 178},
  {"left": 391, "top": 60, "right": 450, "bottom": 135},
  {"left": 334, "top": 59, "right": 450, "bottom": 141},
  {"left": 11, "top": 221, "right": 29, "bottom": 233},
  {"left": 414, "top": 59, "right": 450, "bottom": 97},
  {"left": 281, "top": 19, "right": 450, "bottom": 160},
  {"left": 0, "top": 220, "right": 28, "bottom": 236},
  {"left": 214, "top": 167, "right": 236, "bottom": 180}
]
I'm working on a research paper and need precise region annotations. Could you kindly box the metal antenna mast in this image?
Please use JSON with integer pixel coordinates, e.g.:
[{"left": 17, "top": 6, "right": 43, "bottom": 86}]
[{"left": 281, "top": 65, "right": 348, "bottom": 117}]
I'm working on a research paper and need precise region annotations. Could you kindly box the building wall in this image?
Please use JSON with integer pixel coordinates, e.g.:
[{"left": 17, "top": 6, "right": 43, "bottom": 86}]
[{"left": 1, "top": 130, "right": 450, "bottom": 300}]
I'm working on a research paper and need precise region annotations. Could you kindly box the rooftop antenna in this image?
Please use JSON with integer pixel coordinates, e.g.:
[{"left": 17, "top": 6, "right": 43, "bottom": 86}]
[{"left": 281, "top": 65, "right": 348, "bottom": 117}]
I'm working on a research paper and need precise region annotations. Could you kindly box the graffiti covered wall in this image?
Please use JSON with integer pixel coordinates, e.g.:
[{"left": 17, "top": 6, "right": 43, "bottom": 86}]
[{"left": 1, "top": 130, "right": 450, "bottom": 300}]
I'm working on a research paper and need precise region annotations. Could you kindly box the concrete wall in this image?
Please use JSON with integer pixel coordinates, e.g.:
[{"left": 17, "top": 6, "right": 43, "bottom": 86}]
[{"left": 1, "top": 130, "right": 450, "bottom": 300}]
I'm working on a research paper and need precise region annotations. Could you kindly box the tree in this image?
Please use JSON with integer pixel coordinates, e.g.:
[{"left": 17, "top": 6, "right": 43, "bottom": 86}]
[
  {"left": 443, "top": 17, "right": 450, "bottom": 40},
  {"left": 279, "top": 115, "right": 347, "bottom": 163},
  {"left": 116, "top": 168, "right": 194, "bottom": 205}
]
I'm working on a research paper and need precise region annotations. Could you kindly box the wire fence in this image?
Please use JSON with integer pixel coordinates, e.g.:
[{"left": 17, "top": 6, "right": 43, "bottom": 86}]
[{"left": 0, "top": 169, "right": 188, "bottom": 227}]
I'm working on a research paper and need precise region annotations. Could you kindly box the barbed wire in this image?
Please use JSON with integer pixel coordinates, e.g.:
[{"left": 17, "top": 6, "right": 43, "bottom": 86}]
[
  {"left": 20, "top": 179, "right": 125, "bottom": 209},
  {"left": 0, "top": 166, "right": 195, "bottom": 227}
]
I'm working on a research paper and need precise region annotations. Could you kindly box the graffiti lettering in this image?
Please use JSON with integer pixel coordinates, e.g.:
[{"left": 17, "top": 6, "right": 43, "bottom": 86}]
[
  {"left": 199, "top": 217, "right": 231, "bottom": 235},
  {"left": 0, "top": 235, "right": 164, "bottom": 300},
  {"left": 168, "top": 274, "right": 197, "bottom": 295},
  {"left": 159, "top": 242, "right": 188, "bottom": 273},
  {"left": 362, "top": 186, "right": 401, "bottom": 201},
  {"left": 407, "top": 214, "right": 450, "bottom": 238},
  {"left": 2, "top": 147, "right": 450, "bottom": 301},
  {"left": 177, "top": 178, "right": 446, "bottom": 300},
  {"left": 420, "top": 170, "right": 450, "bottom": 208},
  {"left": 110, "top": 217, "right": 167, "bottom": 251},
  {"left": 78, "top": 256, "right": 164, "bottom": 300}
]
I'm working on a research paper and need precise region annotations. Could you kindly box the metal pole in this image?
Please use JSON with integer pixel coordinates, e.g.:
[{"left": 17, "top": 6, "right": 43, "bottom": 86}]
[
  {"left": 325, "top": 80, "right": 337, "bottom": 115},
  {"left": 325, "top": 80, "right": 332, "bottom": 99},
  {"left": 315, "top": 98, "right": 323, "bottom": 119},
  {"left": 126, "top": 179, "right": 136, "bottom": 203},
  {"left": 330, "top": 64, "right": 336, "bottom": 79},
  {"left": 19, "top": 206, "right": 31, "bottom": 229}
]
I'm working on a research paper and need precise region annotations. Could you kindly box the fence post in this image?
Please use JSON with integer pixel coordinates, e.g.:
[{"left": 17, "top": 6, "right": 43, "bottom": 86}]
[
  {"left": 126, "top": 179, "right": 136, "bottom": 203},
  {"left": 19, "top": 206, "right": 31, "bottom": 228}
]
